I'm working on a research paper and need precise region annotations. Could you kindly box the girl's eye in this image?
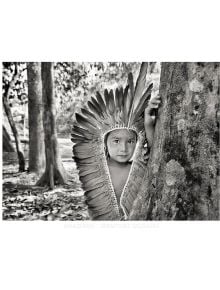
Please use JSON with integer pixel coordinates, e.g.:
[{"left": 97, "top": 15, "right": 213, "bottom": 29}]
[
  {"left": 128, "top": 139, "right": 135, "bottom": 144},
  {"left": 113, "top": 139, "right": 119, "bottom": 144}
]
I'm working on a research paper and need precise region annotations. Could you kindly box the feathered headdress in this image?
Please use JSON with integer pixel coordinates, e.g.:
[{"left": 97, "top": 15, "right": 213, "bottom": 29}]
[{"left": 71, "top": 63, "right": 153, "bottom": 220}]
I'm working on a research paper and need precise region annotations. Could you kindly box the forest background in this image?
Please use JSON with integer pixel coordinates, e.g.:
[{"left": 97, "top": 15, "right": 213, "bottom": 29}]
[{"left": 2, "top": 62, "right": 160, "bottom": 220}]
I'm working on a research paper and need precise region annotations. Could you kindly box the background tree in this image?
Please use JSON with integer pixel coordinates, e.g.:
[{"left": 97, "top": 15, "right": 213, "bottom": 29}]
[
  {"left": 130, "top": 62, "right": 219, "bottom": 220},
  {"left": 27, "top": 62, "right": 45, "bottom": 174},
  {"left": 2, "top": 63, "right": 26, "bottom": 171},
  {"left": 37, "top": 62, "right": 67, "bottom": 189},
  {"left": 3, "top": 125, "right": 15, "bottom": 152}
]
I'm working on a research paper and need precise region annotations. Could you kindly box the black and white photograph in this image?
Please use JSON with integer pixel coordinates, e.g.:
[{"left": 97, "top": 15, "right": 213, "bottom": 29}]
[
  {"left": 1, "top": 1, "right": 220, "bottom": 290},
  {"left": 2, "top": 62, "right": 219, "bottom": 221}
]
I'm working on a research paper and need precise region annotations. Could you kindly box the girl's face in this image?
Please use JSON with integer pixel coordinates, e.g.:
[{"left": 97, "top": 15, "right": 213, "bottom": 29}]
[{"left": 106, "top": 129, "right": 137, "bottom": 163}]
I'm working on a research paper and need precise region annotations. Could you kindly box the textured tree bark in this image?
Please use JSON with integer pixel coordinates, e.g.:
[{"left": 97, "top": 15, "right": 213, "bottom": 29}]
[
  {"left": 36, "top": 62, "right": 67, "bottom": 189},
  {"left": 3, "top": 125, "right": 15, "bottom": 152},
  {"left": 3, "top": 65, "right": 25, "bottom": 171},
  {"left": 27, "top": 62, "right": 45, "bottom": 174},
  {"left": 130, "top": 62, "right": 219, "bottom": 220}
]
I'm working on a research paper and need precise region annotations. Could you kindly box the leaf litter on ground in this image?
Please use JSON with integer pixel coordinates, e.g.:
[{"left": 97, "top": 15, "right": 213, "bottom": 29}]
[{"left": 2, "top": 161, "right": 90, "bottom": 221}]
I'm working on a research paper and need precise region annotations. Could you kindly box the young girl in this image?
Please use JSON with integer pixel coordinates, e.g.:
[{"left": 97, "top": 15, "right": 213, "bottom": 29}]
[
  {"left": 105, "top": 128, "right": 137, "bottom": 205},
  {"left": 72, "top": 64, "right": 161, "bottom": 220},
  {"left": 104, "top": 94, "right": 161, "bottom": 215}
]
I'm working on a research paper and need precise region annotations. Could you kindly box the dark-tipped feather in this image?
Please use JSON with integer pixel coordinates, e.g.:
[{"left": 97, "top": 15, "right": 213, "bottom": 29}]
[
  {"left": 132, "top": 83, "right": 153, "bottom": 123},
  {"left": 75, "top": 113, "right": 97, "bottom": 132},
  {"left": 118, "top": 87, "right": 124, "bottom": 110},
  {"left": 134, "top": 62, "right": 148, "bottom": 101},
  {"left": 80, "top": 108, "right": 101, "bottom": 126},
  {"left": 128, "top": 72, "right": 134, "bottom": 99},
  {"left": 71, "top": 137, "right": 85, "bottom": 144},
  {"left": 81, "top": 108, "right": 96, "bottom": 120},
  {"left": 122, "top": 85, "right": 129, "bottom": 124},
  {"left": 87, "top": 100, "right": 103, "bottom": 119},
  {"left": 71, "top": 134, "right": 86, "bottom": 142},
  {"left": 108, "top": 89, "right": 115, "bottom": 115},
  {"left": 114, "top": 87, "right": 124, "bottom": 124},
  {"left": 126, "top": 73, "right": 136, "bottom": 126},
  {"left": 104, "top": 89, "right": 110, "bottom": 109},
  {"left": 96, "top": 91, "right": 106, "bottom": 112},
  {"left": 72, "top": 125, "right": 94, "bottom": 140},
  {"left": 115, "top": 88, "right": 120, "bottom": 109},
  {"left": 90, "top": 97, "right": 104, "bottom": 117},
  {"left": 123, "top": 85, "right": 129, "bottom": 100}
]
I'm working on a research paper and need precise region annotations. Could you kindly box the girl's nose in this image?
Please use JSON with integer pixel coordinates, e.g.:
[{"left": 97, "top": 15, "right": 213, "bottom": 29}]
[{"left": 120, "top": 142, "right": 127, "bottom": 152}]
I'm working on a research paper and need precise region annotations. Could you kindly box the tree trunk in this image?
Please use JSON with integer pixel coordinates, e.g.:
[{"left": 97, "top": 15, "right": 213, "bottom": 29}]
[
  {"left": 3, "top": 125, "right": 15, "bottom": 152},
  {"left": 130, "top": 62, "right": 219, "bottom": 220},
  {"left": 3, "top": 65, "right": 25, "bottom": 171},
  {"left": 27, "top": 62, "right": 45, "bottom": 174},
  {"left": 36, "top": 62, "right": 67, "bottom": 189}
]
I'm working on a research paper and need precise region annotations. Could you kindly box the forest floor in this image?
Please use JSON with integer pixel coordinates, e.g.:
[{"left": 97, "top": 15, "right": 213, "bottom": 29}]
[{"left": 2, "top": 138, "right": 90, "bottom": 221}]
